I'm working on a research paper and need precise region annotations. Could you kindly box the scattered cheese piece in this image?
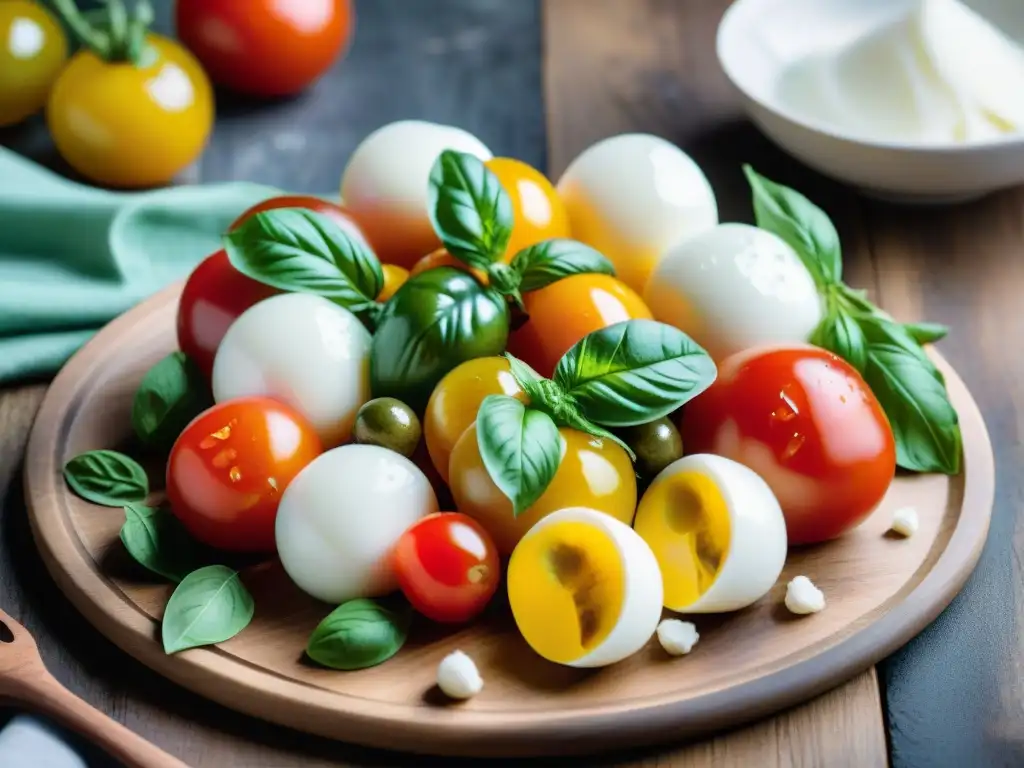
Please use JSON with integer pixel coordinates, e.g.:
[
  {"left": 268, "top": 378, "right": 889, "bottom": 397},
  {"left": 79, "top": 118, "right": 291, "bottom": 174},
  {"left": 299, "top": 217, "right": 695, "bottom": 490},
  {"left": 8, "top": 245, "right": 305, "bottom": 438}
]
[
  {"left": 437, "top": 650, "right": 483, "bottom": 700},
  {"left": 657, "top": 619, "right": 700, "bottom": 656},
  {"left": 785, "top": 576, "right": 826, "bottom": 615},
  {"left": 889, "top": 506, "right": 919, "bottom": 538}
]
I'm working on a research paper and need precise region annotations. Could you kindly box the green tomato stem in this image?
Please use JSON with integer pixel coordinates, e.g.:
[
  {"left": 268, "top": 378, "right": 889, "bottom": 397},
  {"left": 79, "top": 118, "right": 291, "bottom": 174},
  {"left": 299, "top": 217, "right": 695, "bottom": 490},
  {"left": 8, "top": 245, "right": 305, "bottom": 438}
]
[
  {"left": 50, "top": 0, "right": 112, "bottom": 58},
  {"left": 50, "top": 0, "right": 153, "bottom": 64}
]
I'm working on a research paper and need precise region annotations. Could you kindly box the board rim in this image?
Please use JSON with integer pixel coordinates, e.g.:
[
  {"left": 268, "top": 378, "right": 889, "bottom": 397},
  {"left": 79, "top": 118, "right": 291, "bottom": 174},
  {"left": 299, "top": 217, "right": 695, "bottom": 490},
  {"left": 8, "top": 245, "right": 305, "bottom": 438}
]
[{"left": 23, "top": 283, "right": 995, "bottom": 758}]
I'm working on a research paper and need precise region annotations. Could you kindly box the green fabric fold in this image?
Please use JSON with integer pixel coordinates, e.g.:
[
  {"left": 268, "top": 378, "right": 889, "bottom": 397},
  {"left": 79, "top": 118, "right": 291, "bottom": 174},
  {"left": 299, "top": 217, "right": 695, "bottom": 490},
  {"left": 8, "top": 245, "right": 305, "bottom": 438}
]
[{"left": 0, "top": 148, "right": 281, "bottom": 382}]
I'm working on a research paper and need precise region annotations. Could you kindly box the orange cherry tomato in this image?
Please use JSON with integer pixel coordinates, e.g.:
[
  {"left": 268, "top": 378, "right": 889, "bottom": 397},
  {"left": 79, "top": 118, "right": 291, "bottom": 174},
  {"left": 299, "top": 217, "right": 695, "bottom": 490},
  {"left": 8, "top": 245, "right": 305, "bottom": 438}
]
[
  {"left": 166, "top": 397, "right": 323, "bottom": 552},
  {"left": 377, "top": 264, "right": 409, "bottom": 302},
  {"left": 485, "top": 157, "right": 571, "bottom": 262},
  {"left": 410, "top": 248, "right": 486, "bottom": 284},
  {"left": 507, "top": 274, "right": 653, "bottom": 377}
]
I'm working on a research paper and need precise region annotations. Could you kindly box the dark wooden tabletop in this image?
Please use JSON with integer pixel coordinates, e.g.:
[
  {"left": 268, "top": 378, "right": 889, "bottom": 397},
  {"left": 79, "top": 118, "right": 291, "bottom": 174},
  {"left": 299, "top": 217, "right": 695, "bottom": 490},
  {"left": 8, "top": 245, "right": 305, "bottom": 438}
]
[{"left": 2, "top": 1, "right": 1022, "bottom": 766}]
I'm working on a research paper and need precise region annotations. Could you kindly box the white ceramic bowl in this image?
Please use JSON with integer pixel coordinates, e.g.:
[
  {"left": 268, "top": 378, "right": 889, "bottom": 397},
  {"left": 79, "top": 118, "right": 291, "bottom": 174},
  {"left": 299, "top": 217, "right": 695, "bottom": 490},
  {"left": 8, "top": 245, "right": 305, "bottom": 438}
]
[{"left": 717, "top": 0, "right": 1024, "bottom": 203}]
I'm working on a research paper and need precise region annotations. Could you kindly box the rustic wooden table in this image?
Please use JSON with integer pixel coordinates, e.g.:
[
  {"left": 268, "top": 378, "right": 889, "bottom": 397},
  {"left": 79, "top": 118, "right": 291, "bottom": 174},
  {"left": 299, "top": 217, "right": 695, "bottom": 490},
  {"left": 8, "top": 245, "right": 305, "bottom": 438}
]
[{"left": 2, "top": 1, "right": 1020, "bottom": 766}]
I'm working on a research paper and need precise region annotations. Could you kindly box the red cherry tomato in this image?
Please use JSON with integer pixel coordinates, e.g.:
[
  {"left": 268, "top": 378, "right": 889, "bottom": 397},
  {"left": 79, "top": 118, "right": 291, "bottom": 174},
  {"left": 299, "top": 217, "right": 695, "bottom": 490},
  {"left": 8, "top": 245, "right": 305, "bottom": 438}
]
[
  {"left": 177, "top": 196, "right": 370, "bottom": 379},
  {"left": 167, "top": 397, "right": 323, "bottom": 552},
  {"left": 393, "top": 512, "right": 500, "bottom": 623},
  {"left": 174, "top": 0, "right": 353, "bottom": 97},
  {"left": 681, "top": 345, "right": 896, "bottom": 545}
]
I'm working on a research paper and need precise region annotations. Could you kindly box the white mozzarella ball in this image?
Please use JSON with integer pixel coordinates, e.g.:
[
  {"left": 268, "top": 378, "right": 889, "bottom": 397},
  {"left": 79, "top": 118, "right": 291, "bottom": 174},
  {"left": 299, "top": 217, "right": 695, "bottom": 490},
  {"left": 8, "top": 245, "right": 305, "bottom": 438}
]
[
  {"left": 340, "top": 120, "right": 493, "bottom": 265},
  {"left": 556, "top": 133, "right": 718, "bottom": 294},
  {"left": 275, "top": 444, "right": 438, "bottom": 603},
  {"left": 644, "top": 223, "right": 824, "bottom": 362},
  {"left": 212, "top": 293, "right": 371, "bottom": 447}
]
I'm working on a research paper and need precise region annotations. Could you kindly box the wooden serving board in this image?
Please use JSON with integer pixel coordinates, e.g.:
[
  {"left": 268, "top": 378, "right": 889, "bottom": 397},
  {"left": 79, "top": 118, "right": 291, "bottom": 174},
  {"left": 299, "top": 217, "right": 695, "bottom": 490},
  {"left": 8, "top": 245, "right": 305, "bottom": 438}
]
[{"left": 23, "top": 283, "right": 995, "bottom": 758}]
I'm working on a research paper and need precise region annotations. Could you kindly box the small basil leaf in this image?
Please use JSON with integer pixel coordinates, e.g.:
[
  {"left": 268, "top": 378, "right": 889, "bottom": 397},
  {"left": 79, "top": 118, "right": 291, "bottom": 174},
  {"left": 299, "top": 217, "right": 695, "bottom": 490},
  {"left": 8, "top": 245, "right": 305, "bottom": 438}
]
[
  {"left": 132, "top": 352, "right": 212, "bottom": 452},
  {"left": 555, "top": 320, "right": 718, "bottom": 427},
  {"left": 370, "top": 268, "right": 509, "bottom": 412},
  {"left": 812, "top": 306, "right": 868, "bottom": 373},
  {"left": 859, "top": 318, "right": 961, "bottom": 474},
  {"left": 162, "top": 566, "right": 254, "bottom": 654},
  {"left": 224, "top": 208, "right": 383, "bottom": 318},
  {"left": 902, "top": 321, "right": 949, "bottom": 345},
  {"left": 306, "top": 598, "right": 412, "bottom": 670},
  {"left": 477, "top": 395, "right": 562, "bottom": 516},
  {"left": 428, "top": 150, "right": 513, "bottom": 268},
  {"left": 744, "top": 165, "right": 842, "bottom": 286},
  {"left": 64, "top": 450, "right": 149, "bottom": 507},
  {"left": 511, "top": 239, "right": 616, "bottom": 292},
  {"left": 120, "top": 503, "right": 204, "bottom": 583}
]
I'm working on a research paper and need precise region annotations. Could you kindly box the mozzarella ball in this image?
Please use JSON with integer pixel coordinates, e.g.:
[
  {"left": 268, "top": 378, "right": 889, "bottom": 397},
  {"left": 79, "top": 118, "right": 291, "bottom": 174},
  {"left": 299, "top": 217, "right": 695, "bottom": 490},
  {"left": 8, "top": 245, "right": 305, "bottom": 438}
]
[
  {"left": 212, "top": 293, "right": 371, "bottom": 447},
  {"left": 275, "top": 444, "right": 438, "bottom": 603},
  {"left": 644, "top": 223, "right": 824, "bottom": 362},
  {"left": 634, "top": 453, "right": 787, "bottom": 613},
  {"left": 340, "top": 120, "right": 493, "bottom": 267},
  {"left": 507, "top": 507, "right": 663, "bottom": 668},
  {"left": 556, "top": 134, "right": 718, "bottom": 294}
]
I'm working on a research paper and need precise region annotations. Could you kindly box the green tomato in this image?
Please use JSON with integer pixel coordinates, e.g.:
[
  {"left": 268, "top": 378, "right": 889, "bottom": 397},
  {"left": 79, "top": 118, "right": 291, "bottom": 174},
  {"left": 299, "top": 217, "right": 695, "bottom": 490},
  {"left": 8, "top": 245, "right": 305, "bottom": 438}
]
[
  {"left": 370, "top": 267, "right": 510, "bottom": 412},
  {"left": 353, "top": 398, "right": 422, "bottom": 458},
  {"left": 619, "top": 417, "right": 684, "bottom": 480}
]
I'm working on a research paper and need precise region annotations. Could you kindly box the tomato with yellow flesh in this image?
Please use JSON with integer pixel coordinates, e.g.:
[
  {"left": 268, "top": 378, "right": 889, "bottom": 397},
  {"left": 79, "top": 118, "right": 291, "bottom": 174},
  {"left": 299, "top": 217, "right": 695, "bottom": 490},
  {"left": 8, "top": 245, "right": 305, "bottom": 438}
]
[
  {"left": 507, "top": 273, "right": 653, "bottom": 378},
  {"left": 47, "top": 35, "right": 213, "bottom": 188},
  {"left": 377, "top": 264, "right": 409, "bottom": 302},
  {"left": 0, "top": 1, "right": 67, "bottom": 127},
  {"left": 485, "top": 157, "right": 571, "bottom": 262},
  {"left": 448, "top": 426, "right": 637, "bottom": 555}
]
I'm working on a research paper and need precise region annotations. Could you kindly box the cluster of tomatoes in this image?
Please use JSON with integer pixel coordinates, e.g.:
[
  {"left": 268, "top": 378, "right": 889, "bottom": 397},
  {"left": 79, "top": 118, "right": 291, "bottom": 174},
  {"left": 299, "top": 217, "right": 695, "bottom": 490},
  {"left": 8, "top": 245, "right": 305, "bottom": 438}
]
[{"left": 0, "top": 0, "right": 351, "bottom": 187}]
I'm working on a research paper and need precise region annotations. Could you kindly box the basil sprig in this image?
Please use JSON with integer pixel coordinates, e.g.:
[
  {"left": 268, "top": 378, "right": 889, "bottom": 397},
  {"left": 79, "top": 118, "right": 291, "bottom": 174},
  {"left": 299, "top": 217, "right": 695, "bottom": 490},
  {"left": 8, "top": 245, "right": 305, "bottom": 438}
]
[
  {"left": 510, "top": 239, "right": 615, "bottom": 292},
  {"left": 224, "top": 208, "right": 384, "bottom": 326},
  {"left": 162, "top": 565, "right": 254, "bottom": 654},
  {"left": 744, "top": 166, "right": 962, "bottom": 474},
  {"left": 64, "top": 449, "right": 149, "bottom": 507},
  {"left": 132, "top": 352, "right": 212, "bottom": 453},
  {"left": 477, "top": 319, "right": 717, "bottom": 515},
  {"left": 306, "top": 597, "right": 412, "bottom": 670}
]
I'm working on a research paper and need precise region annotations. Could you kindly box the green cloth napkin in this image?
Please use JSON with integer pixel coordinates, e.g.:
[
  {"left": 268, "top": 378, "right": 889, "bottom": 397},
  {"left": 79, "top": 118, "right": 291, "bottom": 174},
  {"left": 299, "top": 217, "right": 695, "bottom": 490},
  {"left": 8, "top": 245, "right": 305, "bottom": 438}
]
[{"left": 0, "top": 148, "right": 281, "bottom": 383}]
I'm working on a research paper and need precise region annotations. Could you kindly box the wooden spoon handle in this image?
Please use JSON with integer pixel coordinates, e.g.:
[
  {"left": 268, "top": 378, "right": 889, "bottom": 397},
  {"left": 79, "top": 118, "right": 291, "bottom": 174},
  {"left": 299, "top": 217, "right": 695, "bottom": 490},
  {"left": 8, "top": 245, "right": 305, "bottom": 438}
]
[{"left": 15, "top": 672, "right": 189, "bottom": 768}]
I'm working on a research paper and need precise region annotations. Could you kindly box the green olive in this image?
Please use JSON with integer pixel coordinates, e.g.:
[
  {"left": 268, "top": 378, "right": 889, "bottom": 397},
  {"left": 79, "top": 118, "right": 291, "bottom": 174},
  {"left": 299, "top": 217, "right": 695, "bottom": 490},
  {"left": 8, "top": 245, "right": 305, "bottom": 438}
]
[
  {"left": 619, "top": 417, "right": 684, "bottom": 480},
  {"left": 353, "top": 398, "right": 422, "bottom": 458}
]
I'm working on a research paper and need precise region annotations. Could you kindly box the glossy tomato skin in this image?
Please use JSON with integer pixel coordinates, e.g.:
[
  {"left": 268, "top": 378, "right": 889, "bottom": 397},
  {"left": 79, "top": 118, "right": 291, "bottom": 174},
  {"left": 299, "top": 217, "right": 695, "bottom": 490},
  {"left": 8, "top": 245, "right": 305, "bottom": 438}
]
[
  {"left": 393, "top": 512, "right": 500, "bottom": 623},
  {"left": 681, "top": 345, "right": 896, "bottom": 545},
  {"left": 175, "top": 0, "right": 353, "bottom": 97},
  {"left": 167, "top": 397, "right": 323, "bottom": 552},
  {"left": 0, "top": 1, "right": 67, "bottom": 126},
  {"left": 485, "top": 158, "right": 571, "bottom": 262},
  {"left": 47, "top": 35, "right": 212, "bottom": 188},
  {"left": 507, "top": 273, "right": 653, "bottom": 378},
  {"left": 177, "top": 250, "right": 280, "bottom": 380}
]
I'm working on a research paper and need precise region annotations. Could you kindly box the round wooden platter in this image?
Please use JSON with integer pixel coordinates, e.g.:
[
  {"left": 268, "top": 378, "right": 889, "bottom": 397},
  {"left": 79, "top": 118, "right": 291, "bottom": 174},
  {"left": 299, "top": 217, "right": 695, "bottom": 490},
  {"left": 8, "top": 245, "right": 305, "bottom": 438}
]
[{"left": 24, "top": 283, "right": 995, "bottom": 759}]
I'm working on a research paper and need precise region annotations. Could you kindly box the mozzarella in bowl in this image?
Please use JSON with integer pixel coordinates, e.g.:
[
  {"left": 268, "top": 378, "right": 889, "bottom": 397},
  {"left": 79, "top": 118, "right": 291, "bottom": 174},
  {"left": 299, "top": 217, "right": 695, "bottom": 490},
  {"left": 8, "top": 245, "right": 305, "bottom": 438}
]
[
  {"left": 633, "top": 453, "right": 787, "bottom": 613},
  {"left": 507, "top": 507, "right": 663, "bottom": 668},
  {"left": 643, "top": 223, "right": 823, "bottom": 361}
]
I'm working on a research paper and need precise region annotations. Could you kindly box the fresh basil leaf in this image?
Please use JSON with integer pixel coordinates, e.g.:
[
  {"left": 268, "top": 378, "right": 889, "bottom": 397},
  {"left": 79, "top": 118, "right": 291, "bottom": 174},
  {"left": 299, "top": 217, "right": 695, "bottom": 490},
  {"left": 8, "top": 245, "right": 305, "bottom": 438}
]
[
  {"left": 744, "top": 165, "right": 842, "bottom": 286},
  {"left": 428, "top": 150, "right": 513, "bottom": 269},
  {"left": 859, "top": 318, "right": 961, "bottom": 474},
  {"left": 306, "top": 597, "right": 412, "bottom": 670},
  {"left": 120, "top": 503, "right": 205, "bottom": 583},
  {"left": 511, "top": 239, "right": 615, "bottom": 292},
  {"left": 902, "top": 321, "right": 949, "bottom": 345},
  {"left": 64, "top": 450, "right": 149, "bottom": 507},
  {"left": 224, "top": 208, "right": 383, "bottom": 317},
  {"left": 477, "top": 395, "right": 562, "bottom": 516},
  {"left": 162, "top": 565, "right": 254, "bottom": 654},
  {"left": 554, "top": 320, "right": 717, "bottom": 427},
  {"left": 132, "top": 352, "right": 212, "bottom": 452},
  {"left": 812, "top": 306, "right": 868, "bottom": 372},
  {"left": 370, "top": 268, "right": 509, "bottom": 412}
]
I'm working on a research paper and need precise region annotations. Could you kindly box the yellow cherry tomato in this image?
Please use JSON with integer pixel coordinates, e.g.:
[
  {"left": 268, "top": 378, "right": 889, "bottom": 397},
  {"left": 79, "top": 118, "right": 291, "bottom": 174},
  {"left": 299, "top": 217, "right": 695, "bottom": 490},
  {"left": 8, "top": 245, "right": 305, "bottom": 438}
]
[
  {"left": 47, "top": 35, "right": 213, "bottom": 187},
  {"left": 0, "top": 1, "right": 67, "bottom": 126},
  {"left": 486, "top": 157, "right": 571, "bottom": 262},
  {"left": 449, "top": 426, "right": 637, "bottom": 555},
  {"left": 424, "top": 357, "right": 527, "bottom": 484},
  {"left": 377, "top": 264, "right": 409, "bottom": 302}
]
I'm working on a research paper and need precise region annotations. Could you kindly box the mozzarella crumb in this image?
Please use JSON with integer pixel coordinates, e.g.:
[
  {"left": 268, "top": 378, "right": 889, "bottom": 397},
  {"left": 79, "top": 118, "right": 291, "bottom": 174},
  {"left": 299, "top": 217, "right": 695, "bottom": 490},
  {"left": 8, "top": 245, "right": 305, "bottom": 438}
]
[
  {"left": 785, "top": 576, "right": 826, "bottom": 615},
  {"left": 436, "top": 650, "right": 483, "bottom": 700},
  {"left": 657, "top": 619, "right": 699, "bottom": 656},
  {"left": 889, "top": 506, "right": 919, "bottom": 538}
]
